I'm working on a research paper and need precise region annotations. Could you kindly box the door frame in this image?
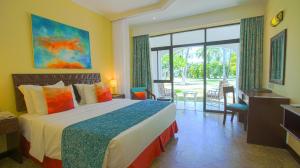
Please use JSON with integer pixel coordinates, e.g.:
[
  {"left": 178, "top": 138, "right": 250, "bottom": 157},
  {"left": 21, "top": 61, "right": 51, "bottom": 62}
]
[
  {"left": 151, "top": 47, "right": 174, "bottom": 100},
  {"left": 149, "top": 23, "right": 240, "bottom": 112},
  {"left": 204, "top": 40, "right": 240, "bottom": 113}
]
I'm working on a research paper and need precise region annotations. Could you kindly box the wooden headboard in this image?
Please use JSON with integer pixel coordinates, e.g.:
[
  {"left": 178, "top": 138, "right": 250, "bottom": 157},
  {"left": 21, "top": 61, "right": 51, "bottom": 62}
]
[{"left": 12, "top": 73, "right": 101, "bottom": 112}]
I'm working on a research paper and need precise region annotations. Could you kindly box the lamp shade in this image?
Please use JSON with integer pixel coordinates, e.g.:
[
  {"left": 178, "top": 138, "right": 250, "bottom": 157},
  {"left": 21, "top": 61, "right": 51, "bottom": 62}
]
[{"left": 110, "top": 79, "right": 117, "bottom": 88}]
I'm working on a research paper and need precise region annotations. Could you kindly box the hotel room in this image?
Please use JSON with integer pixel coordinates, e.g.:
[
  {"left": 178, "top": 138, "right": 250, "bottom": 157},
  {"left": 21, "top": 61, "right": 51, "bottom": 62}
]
[{"left": 0, "top": 0, "right": 299, "bottom": 168}]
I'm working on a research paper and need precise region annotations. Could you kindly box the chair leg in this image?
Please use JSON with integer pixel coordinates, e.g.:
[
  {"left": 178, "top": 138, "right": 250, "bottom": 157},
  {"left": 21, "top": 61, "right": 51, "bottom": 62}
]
[
  {"left": 231, "top": 111, "right": 235, "bottom": 122},
  {"left": 223, "top": 110, "right": 227, "bottom": 125}
]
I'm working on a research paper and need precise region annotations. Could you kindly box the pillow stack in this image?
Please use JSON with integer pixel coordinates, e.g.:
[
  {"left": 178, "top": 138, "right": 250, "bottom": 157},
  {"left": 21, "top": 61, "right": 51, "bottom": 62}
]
[
  {"left": 19, "top": 81, "right": 113, "bottom": 115},
  {"left": 18, "top": 81, "right": 66, "bottom": 115},
  {"left": 74, "top": 83, "right": 112, "bottom": 105}
]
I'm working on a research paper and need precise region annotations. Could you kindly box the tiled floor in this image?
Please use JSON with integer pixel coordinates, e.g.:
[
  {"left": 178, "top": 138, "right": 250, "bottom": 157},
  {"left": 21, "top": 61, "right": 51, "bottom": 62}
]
[
  {"left": 1, "top": 110, "right": 299, "bottom": 168},
  {"left": 175, "top": 101, "right": 224, "bottom": 111},
  {"left": 151, "top": 110, "right": 300, "bottom": 168}
]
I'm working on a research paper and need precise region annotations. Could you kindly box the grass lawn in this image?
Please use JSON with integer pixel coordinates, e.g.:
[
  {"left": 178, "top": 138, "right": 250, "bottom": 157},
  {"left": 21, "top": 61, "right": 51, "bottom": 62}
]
[{"left": 169, "top": 78, "right": 236, "bottom": 101}]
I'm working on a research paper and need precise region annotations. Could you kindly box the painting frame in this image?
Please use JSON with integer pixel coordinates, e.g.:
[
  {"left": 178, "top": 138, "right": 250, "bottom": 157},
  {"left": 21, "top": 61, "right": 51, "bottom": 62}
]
[
  {"left": 269, "top": 29, "right": 287, "bottom": 85},
  {"left": 31, "top": 14, "right": 92, "bottom": 69}
]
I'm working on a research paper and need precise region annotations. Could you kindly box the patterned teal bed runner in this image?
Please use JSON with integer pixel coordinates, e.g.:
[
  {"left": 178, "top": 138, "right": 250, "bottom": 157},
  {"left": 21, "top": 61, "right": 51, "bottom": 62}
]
[{"left": 61, "top": 100, "right": 172, "bottom": 168}]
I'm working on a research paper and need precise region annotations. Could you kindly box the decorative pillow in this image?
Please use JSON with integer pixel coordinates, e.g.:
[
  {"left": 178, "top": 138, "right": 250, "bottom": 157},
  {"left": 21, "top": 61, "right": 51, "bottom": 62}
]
[
  {"left": 43, "top": 87, "right": 75, "bottom": 114},
  {"left": 95, "top": 85, "right": 112, "bottom": 102},
  {"left": 133, "top": 92, "right": 146, "bottom": 100},
  {"left": 18, "top": 81, "right": 64, "bottom": 114}
]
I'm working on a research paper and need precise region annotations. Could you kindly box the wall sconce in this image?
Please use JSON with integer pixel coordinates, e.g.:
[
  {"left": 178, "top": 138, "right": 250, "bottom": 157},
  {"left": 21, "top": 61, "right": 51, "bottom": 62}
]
[{"left": 271, "top": 11, "right": 284, "bottom": 27}]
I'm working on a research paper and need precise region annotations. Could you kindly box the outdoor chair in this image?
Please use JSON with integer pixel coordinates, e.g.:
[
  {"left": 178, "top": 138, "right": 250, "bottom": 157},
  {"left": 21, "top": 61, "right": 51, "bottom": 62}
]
[{"left": 207, "top": 80, "right": 229, "bottom": 108}]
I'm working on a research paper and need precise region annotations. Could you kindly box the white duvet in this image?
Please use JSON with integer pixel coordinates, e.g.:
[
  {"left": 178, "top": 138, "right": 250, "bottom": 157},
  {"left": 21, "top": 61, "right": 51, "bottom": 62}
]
[{"left": 19, "top": 99, "right": 176, "bottom": 168}]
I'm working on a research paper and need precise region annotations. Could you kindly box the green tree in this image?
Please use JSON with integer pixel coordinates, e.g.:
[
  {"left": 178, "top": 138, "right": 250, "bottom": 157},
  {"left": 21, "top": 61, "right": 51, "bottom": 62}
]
[
  {"left": 161, "top": 54, "right": 170, "bottom": 79},
  {"left": 188, "top": 63, "right": 204, "bottom": 79},
  {"left": 229, "top": 52, "right": 237, "bottom": 77},
  {"left": 173, "top": 53, "right": 187, "bottom": 78},
  {"left": 207, "top": 61, "right": 223, "bottom": 79}
]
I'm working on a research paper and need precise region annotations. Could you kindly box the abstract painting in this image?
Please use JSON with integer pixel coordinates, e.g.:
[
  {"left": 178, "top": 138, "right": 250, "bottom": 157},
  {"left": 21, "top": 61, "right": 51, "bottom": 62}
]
[
  {"left": 270, "top": 29, "right": 287, "bottom": 85},
  {"left": 31, "top": 14, "right": 91, "bottom": 69}
]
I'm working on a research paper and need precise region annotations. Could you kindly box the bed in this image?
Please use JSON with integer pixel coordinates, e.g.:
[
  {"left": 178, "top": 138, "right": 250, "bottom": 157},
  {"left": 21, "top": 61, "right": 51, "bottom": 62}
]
[{"left": 13, "top": 73, "right": 178, "bottom": 168}]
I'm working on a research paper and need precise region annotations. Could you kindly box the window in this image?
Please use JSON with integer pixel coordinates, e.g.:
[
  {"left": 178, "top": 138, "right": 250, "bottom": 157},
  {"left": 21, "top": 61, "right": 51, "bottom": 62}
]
[
  {"left": 173, "top": 30, "right": 205, "bottom": 45},
  {"left": 149, "top": 34, "right": 171, "bottom": 48},
  {"left": 150, "top": 50, "right": 171, "bottom": 81},
  {"left": 207, "top": 24, "right": 240, "bottom": 42}
]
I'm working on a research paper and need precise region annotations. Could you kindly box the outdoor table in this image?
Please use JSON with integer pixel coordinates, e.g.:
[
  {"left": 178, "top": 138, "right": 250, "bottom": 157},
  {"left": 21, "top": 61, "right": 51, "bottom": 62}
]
[{"left": 183, "top": 91, "right": 197, "bottom": 109}]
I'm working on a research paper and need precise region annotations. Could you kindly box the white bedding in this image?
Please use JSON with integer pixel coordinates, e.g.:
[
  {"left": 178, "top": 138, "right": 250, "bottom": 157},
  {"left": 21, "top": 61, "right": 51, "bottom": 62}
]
[{"left": 18, "top": 99, "right": 176, "bottom": 168}]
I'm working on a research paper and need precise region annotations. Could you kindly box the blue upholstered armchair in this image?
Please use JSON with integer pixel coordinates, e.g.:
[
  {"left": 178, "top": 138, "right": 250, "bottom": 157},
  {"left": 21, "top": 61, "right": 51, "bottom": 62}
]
[{"left": 130, "top": 87, "right": 156, "bottom": 100}]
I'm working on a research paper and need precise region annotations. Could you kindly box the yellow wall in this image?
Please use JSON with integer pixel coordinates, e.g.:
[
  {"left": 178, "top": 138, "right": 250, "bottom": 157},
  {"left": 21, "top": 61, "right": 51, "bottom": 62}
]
[
  {"left": 263, "top": 0, "right": 300, "bottom": 155},
  {"left": 0, "top": 0, "right": 114, "bottom": 114}
]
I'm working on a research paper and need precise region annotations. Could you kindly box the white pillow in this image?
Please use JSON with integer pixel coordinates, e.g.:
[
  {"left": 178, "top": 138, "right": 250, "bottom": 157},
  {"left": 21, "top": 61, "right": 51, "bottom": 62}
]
[
  {"left": 83, "top": 84, "right": 97, "bottom": 104},
  {"left": 18, "top": 85, "right": 36, "bottom": 114},
  {"left": 74, "top": 84, "right": 88, "bottom": 105},
  {"left": 18, "top": 81, "right": 64, "bottom": 114},
  {"left": 82, "top": 83, "right": 104, "bottom": 104}
]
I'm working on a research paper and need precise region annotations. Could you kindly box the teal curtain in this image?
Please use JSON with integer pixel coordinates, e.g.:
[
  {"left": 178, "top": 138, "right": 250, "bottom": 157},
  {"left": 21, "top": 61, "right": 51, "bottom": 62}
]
[
  {"left": 239, "top": 16, "right": 264, "bottom": 91},
  {"left": 133, "top": 35, "right": 152, "bottom": 91}
]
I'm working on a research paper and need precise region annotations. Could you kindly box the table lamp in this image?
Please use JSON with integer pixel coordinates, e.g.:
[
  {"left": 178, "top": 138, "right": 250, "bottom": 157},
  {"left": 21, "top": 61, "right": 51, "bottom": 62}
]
[{"left": 110, "top": 79, "right": 117, "bottom": 94}]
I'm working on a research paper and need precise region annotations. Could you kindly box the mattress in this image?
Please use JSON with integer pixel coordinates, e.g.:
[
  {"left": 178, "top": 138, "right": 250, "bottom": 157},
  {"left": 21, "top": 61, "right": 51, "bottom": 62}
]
[
  {"left": 19, "top": 113, "right": 40, "bottom": 141},
  {"left": 18, "top": 99, "right": 176, "bottom": 168}
]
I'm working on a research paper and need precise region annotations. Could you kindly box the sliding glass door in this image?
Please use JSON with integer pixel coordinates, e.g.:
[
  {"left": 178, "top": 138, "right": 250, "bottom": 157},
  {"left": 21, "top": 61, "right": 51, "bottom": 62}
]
[
  {"left": 149, "top": 23, "right": 240, "bottom": 112},
  {"left": 205, "top": 43, "right": 239, "bottom": 111},
  {"left": 204, "top": 24, "right": 240, "bottom": 112},
  {"left": 173, "top": 46, "right": 204, "bottom": 110}
]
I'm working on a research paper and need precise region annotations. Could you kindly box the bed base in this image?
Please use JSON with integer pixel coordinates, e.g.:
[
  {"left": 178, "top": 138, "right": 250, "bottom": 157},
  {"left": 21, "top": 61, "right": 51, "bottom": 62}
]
[{"left": 21, "top": 121, "right": 178, "bottom": 168}]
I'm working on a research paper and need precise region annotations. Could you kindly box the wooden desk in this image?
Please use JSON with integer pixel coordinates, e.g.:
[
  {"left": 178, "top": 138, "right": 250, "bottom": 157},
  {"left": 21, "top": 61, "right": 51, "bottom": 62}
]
[{"left": 239, "top": 90, "right": 289, "bottom": 148}]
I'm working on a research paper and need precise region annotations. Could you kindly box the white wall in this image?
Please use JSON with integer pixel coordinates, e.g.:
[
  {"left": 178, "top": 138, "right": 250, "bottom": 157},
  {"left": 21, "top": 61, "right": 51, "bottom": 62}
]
[
  {"left": 112, "top": 19, "right": 131, "bottom": 98},
  {"left": 131, "top": 2, "right": 265, "bottom": 36}
]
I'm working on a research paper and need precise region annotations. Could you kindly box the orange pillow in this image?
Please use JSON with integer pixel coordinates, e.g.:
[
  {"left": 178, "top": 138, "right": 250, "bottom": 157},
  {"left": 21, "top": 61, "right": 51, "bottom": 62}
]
[
  {"left": 43, "top": 87, "right": 75, "bottom": 114},
  {"left": 95, "top": 85, "right": 112, "bottom": 102},
  {"left": 133, "top": 92, "right": 146, "bottom": 100}
]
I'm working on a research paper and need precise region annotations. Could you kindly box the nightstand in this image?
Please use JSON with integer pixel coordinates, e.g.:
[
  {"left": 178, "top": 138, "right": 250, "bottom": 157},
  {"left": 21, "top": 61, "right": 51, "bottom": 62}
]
[
  {"left": 112, "top": 94, "right": 125, "bottom": 99},
  {"left": 0, "top": 117, "right": 22, "bottom": 163}
]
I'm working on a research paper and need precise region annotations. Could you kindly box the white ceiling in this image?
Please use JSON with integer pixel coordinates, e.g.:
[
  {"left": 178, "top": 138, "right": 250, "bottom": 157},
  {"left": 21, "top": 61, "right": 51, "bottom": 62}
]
[
  {"left": 127, "top": 0, "right": 250, "bottom": 25},
  {"left": 73, "top": 0, "right": 160, "bottom": 14},
  {"left": 73, "top": 0, "right": 264, "bottom": 25}
]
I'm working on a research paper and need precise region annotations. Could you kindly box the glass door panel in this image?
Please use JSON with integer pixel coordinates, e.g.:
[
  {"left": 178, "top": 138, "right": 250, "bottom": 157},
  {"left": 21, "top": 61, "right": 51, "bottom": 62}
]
[
  {"left": 205, "top": 43, "right": 239, "bottom": 112},
  {"left": 150, "top": 49, "right": 173, "bottom": 100},
  {"left": 172, "top": 46, "right": 204, "bottom": 110}
]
